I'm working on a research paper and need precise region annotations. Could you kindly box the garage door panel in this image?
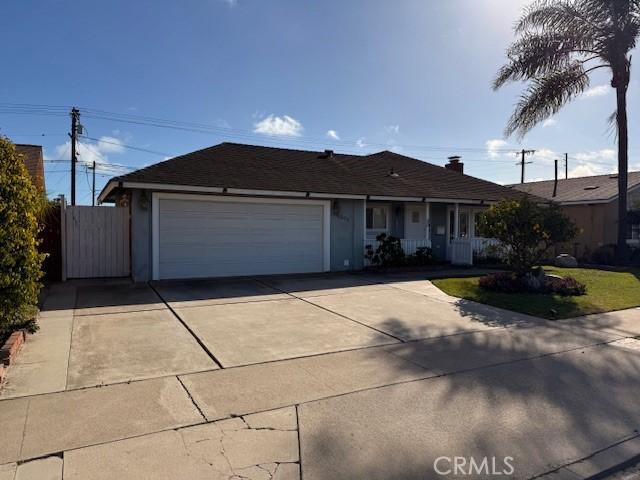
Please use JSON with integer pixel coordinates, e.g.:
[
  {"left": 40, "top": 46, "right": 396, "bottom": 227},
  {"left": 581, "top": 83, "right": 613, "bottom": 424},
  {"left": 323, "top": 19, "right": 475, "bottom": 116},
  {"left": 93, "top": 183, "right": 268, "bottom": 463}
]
[{"left": 157, "top": 197, "right": 326, "bottom": 279}]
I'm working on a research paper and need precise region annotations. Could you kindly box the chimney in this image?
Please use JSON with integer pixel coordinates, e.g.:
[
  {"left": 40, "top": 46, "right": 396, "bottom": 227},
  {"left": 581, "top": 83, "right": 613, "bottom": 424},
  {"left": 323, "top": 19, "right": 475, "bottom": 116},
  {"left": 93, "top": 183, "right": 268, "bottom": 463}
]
[
  {"left": 445, "top": 156, "right": 463, "bottom": 174},
  {"left": 320, "top": 149, "right": 334, "bottom": 159}
]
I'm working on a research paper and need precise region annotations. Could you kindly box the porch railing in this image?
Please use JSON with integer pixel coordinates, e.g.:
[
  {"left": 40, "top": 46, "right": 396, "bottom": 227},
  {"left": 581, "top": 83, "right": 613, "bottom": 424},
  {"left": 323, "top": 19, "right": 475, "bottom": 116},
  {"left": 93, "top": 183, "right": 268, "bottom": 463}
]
[
  {"left": 471, "top": 237, "right": 500, "bottom": 255},
  {"left": 364, "top": 238, "right": 432, "bottom": 265}
]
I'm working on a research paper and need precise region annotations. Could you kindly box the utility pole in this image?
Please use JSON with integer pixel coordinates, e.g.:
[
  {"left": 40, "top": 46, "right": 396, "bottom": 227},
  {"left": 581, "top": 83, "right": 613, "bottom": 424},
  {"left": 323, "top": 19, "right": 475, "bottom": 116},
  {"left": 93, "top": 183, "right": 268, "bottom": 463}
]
[
  {"left": 91, "top": 160, "right": 96, "bottom": 206},
  {"left": 70, "top": 108, "right": 80, "bottom": 205},
  {"left": 564, "top": 153, "right": 568, "bottom": 179},
  {"left": 516, "top": 149, "right": 535, "bottom": 184},
  {"left": 553, "top": 159, "right": 558, "bottom": 198}
]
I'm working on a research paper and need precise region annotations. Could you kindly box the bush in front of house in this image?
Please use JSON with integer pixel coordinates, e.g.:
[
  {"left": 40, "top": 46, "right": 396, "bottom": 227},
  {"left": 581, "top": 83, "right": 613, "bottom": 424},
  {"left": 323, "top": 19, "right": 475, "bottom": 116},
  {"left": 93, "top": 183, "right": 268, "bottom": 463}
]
[
  {"left": 475, "top": 197, "right": 578, "bottom": 279},
  {"left": 365, "top": 234, "right": 436, "bottom": 268},
  {"left": 479, "top": 271, "right": 586, "bottom": 296},
  {"left": 365, "top": 233, "right": 404, "bottom": 267},
  {"left": 0, "top": 137, "right": 46, "bottom": 342},
  {"left": 590, "top": 244, "right": 618, "bottom": 266}
]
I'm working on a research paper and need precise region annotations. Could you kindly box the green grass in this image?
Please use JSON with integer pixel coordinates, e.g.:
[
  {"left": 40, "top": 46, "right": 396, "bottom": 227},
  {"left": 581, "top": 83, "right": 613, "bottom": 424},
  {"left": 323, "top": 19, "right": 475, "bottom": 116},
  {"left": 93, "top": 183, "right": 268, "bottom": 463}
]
[{"left": 432, "top": 267, "right": 640, "bottom": 319}]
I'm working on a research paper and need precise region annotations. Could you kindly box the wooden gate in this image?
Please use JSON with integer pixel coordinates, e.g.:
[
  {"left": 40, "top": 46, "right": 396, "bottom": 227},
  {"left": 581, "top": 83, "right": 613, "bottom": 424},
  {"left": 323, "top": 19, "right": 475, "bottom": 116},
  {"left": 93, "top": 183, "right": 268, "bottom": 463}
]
[{"left": 63, "top": 205, "right": 130, "bottom": 279}]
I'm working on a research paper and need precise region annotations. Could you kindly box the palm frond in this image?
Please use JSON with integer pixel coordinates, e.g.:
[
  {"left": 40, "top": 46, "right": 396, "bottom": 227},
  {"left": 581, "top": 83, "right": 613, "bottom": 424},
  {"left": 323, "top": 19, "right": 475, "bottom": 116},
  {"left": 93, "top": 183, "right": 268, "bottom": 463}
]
[
  {"left": 505, "top": 63, "right": 591, "bottom": 138},
  {"left": 517, "top": 0, "right": 604, "bottom": 35},
  {"left": 493, "top": 30, "right": 601, "bottom": 89}
]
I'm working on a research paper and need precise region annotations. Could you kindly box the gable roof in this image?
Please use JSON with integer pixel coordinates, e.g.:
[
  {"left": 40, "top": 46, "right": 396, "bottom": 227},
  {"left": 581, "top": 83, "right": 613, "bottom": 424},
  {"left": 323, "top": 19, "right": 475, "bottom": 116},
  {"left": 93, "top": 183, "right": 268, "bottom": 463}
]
[
  {"left": 16, "top": 144, "right": 45, "bottom": 193},
  {"left": 509, "top": 171, "right": 640, "bottom": 204},
  {"left": 100, "top": 142, "right": 532, "bottom": 203}
]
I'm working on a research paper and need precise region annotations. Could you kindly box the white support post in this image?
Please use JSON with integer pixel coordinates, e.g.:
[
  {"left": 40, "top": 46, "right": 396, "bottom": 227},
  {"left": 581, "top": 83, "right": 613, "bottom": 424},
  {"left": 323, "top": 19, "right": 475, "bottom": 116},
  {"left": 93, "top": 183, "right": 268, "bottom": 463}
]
[
  {"left": 363, "top": 198, "right": 367, "bottom": 240},
  {"left": 454, "top": 203, "right": 460, "bottom": 239},
  {"left": 425, "top": 202, "right": 431, "bottom": 240}
]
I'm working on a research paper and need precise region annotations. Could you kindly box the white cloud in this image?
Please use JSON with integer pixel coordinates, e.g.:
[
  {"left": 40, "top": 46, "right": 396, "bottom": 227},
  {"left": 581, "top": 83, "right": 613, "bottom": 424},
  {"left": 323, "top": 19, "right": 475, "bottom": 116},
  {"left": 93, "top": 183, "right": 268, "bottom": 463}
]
[
  {"left": 486, "top": 139, "right": 508, "bottom": 158},
  {"left": 385, "top": 125, "right": 400, "bottom": 134},
  {"left": 581, "top": 84, "right": 610, "bottom": 99},
  {"left": 574, "top": 149, "right": 616, "bottom": 163},
  {"left": 326, "top": 130, "right": 340, "bottom": 140},
  {"left": 542, "top": 118, "right": 557, "bottom": 127},
  {"left": 46, "top": 137, "right": 126, "bottom": 173},
  {"left": 95, "top": 136, "right": 125, "bottom": 154},
  {"left": 253, "top": 115, "right": 303, "bottom": 137},
  {"left": 356, "top": 137, "right": 366, "bottom": 148},
  {"left": 566, "top": 149, "right": 618, "bottom": 178}
]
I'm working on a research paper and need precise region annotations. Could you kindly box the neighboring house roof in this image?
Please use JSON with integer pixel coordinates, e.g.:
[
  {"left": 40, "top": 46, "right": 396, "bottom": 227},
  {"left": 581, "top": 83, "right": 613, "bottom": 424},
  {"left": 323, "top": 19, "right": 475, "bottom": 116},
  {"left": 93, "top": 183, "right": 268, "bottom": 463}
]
[
  {"left": 100, "top": 142, "right": 532, "bottom": 203},
  {"left": 15, "top": 144, "right": 45, "bottom": 193},
  {"left": 509, "top": 171, "right": 640, "bottom": 204}
]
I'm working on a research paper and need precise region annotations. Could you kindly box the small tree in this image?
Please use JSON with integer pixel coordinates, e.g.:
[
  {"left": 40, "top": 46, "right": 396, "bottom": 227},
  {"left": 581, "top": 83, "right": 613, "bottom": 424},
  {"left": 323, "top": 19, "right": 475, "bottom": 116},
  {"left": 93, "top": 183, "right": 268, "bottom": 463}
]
[
  {"left": 0, "top": 137, "right": 46, "bottom": 339},
  {"left": 476, "top": 197, "right": 577, "bottom": 277}
]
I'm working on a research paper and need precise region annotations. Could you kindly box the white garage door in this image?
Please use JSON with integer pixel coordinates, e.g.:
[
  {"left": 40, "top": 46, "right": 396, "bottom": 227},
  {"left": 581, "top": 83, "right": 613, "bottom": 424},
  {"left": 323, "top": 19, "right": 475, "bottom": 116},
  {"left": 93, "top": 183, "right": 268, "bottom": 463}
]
[{"left": 154, "top": 195, "right": 329, "bottom": 280}]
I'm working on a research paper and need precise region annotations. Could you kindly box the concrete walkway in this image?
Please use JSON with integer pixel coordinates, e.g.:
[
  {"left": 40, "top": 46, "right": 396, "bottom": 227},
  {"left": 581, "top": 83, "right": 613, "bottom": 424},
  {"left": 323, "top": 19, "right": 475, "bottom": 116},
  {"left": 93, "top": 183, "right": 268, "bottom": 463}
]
[{"left": 1, "top": 272, "right": 639, "bottom": 479}]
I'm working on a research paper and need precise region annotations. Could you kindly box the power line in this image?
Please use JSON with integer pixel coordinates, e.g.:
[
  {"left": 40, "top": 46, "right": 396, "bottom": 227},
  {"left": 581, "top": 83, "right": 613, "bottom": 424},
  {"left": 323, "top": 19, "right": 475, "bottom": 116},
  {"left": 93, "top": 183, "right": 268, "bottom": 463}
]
[{"left": 80, "top": 135, "right": 173, "bottom": 157}]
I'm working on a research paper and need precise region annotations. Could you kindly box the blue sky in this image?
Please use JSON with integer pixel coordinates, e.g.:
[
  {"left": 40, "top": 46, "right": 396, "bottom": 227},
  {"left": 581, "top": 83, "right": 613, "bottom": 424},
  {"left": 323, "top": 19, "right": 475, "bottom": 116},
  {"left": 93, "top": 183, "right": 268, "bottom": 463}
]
[{"left": 1, "top": 0, "right": 638, "bottom": 204}]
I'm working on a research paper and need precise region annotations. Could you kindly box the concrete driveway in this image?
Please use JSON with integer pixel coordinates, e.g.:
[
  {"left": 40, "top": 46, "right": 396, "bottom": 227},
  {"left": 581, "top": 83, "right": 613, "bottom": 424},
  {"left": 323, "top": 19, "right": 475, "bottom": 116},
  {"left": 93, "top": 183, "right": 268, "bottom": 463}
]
[{"left": 1, "top": 272, "right": 640, "bottom": 479}]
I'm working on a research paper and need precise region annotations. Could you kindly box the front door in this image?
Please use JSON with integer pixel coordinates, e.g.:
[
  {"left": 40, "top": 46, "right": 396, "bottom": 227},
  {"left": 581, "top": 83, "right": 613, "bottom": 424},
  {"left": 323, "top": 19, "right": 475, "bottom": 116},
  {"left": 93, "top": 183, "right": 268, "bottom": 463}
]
[{"left": 404, "top": 205, "right": 427, "bottom": 240}]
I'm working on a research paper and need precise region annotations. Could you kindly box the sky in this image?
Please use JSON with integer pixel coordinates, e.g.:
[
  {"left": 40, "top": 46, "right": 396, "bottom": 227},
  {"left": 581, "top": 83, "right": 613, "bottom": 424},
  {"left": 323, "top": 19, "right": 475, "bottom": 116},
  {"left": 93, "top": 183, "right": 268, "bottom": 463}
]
[{"left": 1, "top": 0, "right": 638, "bottom": 205}]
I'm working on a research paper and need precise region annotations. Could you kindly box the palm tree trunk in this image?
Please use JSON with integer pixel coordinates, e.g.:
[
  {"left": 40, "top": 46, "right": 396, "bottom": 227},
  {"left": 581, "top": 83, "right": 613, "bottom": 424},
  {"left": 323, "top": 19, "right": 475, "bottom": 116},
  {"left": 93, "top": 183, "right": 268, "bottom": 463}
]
[{"left": 615, "top": 84, "right": 629, "bottom": 264}]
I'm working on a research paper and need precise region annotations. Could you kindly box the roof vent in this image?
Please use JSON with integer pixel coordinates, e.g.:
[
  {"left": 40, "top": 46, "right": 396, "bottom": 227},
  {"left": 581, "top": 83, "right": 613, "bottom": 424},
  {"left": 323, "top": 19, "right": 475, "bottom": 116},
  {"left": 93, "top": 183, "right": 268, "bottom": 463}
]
[
  {"left": 319, "top": 149, "right": 334, "bottom": 159},
  {"left": 609, "top": 174, "right": 619, "bottom": 179},
  {"left": 584, "top": 185, "right": 599, "bottom": 190}
]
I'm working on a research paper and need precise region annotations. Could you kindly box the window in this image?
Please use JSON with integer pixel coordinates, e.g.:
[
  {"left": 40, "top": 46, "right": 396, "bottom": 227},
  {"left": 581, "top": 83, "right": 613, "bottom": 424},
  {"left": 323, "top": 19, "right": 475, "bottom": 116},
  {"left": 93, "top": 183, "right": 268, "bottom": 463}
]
[
  {"left": 411, "top": 211, "right": 420, "bottom": 223},
  {"left": 366, "top": 206, "right": 387, "bottom": 230},
  {"left": 449, "top": 210, "right": 455, "bottom": 241},
  {"left": 459, "top": 212, "right": 469, "bottom": 238},
  {"left": 474, "top": 212, "right": 482, "bottom": 237}
]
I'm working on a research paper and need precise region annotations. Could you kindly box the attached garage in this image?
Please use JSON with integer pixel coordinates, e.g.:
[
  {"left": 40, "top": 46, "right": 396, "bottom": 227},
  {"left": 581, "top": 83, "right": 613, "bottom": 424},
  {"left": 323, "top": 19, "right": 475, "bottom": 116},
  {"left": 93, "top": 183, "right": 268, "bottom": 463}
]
[{"left": 152, "top": 193, "right": 331, "bottom": 280}]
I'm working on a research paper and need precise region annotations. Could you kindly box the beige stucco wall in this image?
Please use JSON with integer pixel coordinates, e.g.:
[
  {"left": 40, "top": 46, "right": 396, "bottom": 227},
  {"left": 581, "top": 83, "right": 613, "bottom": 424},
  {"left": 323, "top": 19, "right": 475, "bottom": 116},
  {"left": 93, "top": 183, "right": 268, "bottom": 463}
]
[{"left": 555, "top": 187, "right": 640, "bottom": 258}]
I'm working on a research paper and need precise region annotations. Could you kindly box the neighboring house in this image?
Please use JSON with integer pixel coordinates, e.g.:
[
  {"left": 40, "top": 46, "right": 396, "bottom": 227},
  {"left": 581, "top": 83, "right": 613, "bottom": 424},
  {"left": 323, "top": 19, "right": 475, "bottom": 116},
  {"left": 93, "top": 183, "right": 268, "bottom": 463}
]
[
  {"left": 98, "top": 142, "right": 529, "bottom": 281},
  {"left": 15, "top": 144, "right": 46, "bottom": 193},
  {"left": 511, "top": 172, "right": 640, "bottom": 258}
]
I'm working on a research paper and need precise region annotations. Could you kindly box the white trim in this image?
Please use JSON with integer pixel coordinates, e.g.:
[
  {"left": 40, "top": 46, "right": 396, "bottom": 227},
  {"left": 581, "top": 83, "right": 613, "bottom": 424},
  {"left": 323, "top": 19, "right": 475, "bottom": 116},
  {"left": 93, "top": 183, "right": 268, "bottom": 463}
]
[
  {"left": 369, "top": 195, "right": 422, "bottom": 202},
  {"left": 310, "top": 192, "right": 367, "bottom": 200},
  {"left": 125, "top": 182, "right": 225, "bottom": 194},
  {"left": 97, "top": 180, "right": 118, "bottom": 204},
  {"left": 102, "top": 179, "right": 494, "bottom": 205},
  {"left": 152, "top": 192, "right": 160, "bottom": 280},
  {"left": 151, "top": 192, "right": 331, "bottom": 280},
  {"left": 365, "top": 203, "right": 391, "bottom": 236},
  {"left": 226, "top": 188, "right": 307, "bottom": 197}
]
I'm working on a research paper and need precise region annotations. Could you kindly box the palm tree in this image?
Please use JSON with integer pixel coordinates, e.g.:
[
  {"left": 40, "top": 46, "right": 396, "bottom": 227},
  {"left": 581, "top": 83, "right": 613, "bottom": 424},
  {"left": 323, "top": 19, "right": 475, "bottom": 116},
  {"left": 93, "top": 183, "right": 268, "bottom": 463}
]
[{"left": 494, "top": 0, "right": 639, "bottom": 263}]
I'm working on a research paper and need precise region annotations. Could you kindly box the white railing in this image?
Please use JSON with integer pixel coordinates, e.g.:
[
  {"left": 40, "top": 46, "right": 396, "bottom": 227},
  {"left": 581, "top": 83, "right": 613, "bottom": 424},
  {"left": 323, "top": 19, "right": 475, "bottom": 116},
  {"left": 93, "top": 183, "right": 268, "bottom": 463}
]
[
  {"left": 471, "top": 237, "right": 500, "bottom": 255},
  {"left": 450, "top": 239, "right": 473, "bottom": 266},
  {"left": 364, "top": 238, "right": 432, "bottom": 265},
  {"left": 400, "top": 238, "right": 432, "bottom": 255}
]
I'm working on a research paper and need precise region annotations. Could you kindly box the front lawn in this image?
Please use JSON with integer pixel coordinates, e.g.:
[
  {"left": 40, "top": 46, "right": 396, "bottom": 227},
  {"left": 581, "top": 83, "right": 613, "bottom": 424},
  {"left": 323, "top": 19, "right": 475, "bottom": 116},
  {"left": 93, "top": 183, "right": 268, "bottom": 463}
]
[{"left": 432, "top": 267, "right": 640, "bottom": 319}]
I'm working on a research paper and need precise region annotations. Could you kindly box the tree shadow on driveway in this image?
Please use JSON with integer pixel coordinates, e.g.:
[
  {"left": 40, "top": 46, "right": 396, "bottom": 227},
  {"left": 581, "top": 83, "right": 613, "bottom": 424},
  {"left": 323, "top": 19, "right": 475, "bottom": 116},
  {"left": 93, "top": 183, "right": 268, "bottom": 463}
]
[{"left": 299, "top": 318, "right": 640, "bottom": 480}]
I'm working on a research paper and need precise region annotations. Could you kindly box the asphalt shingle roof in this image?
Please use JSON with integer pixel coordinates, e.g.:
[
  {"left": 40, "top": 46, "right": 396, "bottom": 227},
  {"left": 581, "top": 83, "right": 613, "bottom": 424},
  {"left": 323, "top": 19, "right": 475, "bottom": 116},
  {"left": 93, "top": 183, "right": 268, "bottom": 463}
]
[
  {"left": 108, "top": 142, "right": 532, "bottom": 202},
  {"left": 509, "top": 171, "right": 640, "bottom": 203}
]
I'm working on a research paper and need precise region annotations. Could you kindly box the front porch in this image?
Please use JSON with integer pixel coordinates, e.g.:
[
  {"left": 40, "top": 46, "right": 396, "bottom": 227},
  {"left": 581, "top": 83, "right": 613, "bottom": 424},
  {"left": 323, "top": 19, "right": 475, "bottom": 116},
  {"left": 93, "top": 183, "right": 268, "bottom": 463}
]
[{"left": 364, "top": 200, "right": 498, "bottom": 266}]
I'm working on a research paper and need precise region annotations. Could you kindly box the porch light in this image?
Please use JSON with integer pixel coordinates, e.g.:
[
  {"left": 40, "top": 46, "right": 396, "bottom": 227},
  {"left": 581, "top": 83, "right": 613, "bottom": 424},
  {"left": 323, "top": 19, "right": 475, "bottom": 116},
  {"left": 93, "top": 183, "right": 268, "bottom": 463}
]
[{"left": 388, "top": 168, "right": 400, "bottom": 178}]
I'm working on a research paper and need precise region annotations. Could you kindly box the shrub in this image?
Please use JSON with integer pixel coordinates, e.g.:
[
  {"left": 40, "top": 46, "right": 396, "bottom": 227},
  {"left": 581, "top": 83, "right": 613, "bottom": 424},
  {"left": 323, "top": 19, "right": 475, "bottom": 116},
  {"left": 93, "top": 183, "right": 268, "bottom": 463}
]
[
  {"left": 479, "top": 272, "right": 586, "bottom": 296},
  {"left": 365, "top": 233, "right": 404, "bottom": 267},
  {"left": 591, "top": 244, "right": 617, "bottom": 265},
  {"left": 0, "top": 137, "right": 46, "bottom": 341},
  {"left": 406, "top": 246, "right": 435, "bottom": 266},
  {"left": 545, "top": 276, "right": 587, "bottom": 296},
  {"left": 476, "top": 198, "right": 577, "bottom": 277}
]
